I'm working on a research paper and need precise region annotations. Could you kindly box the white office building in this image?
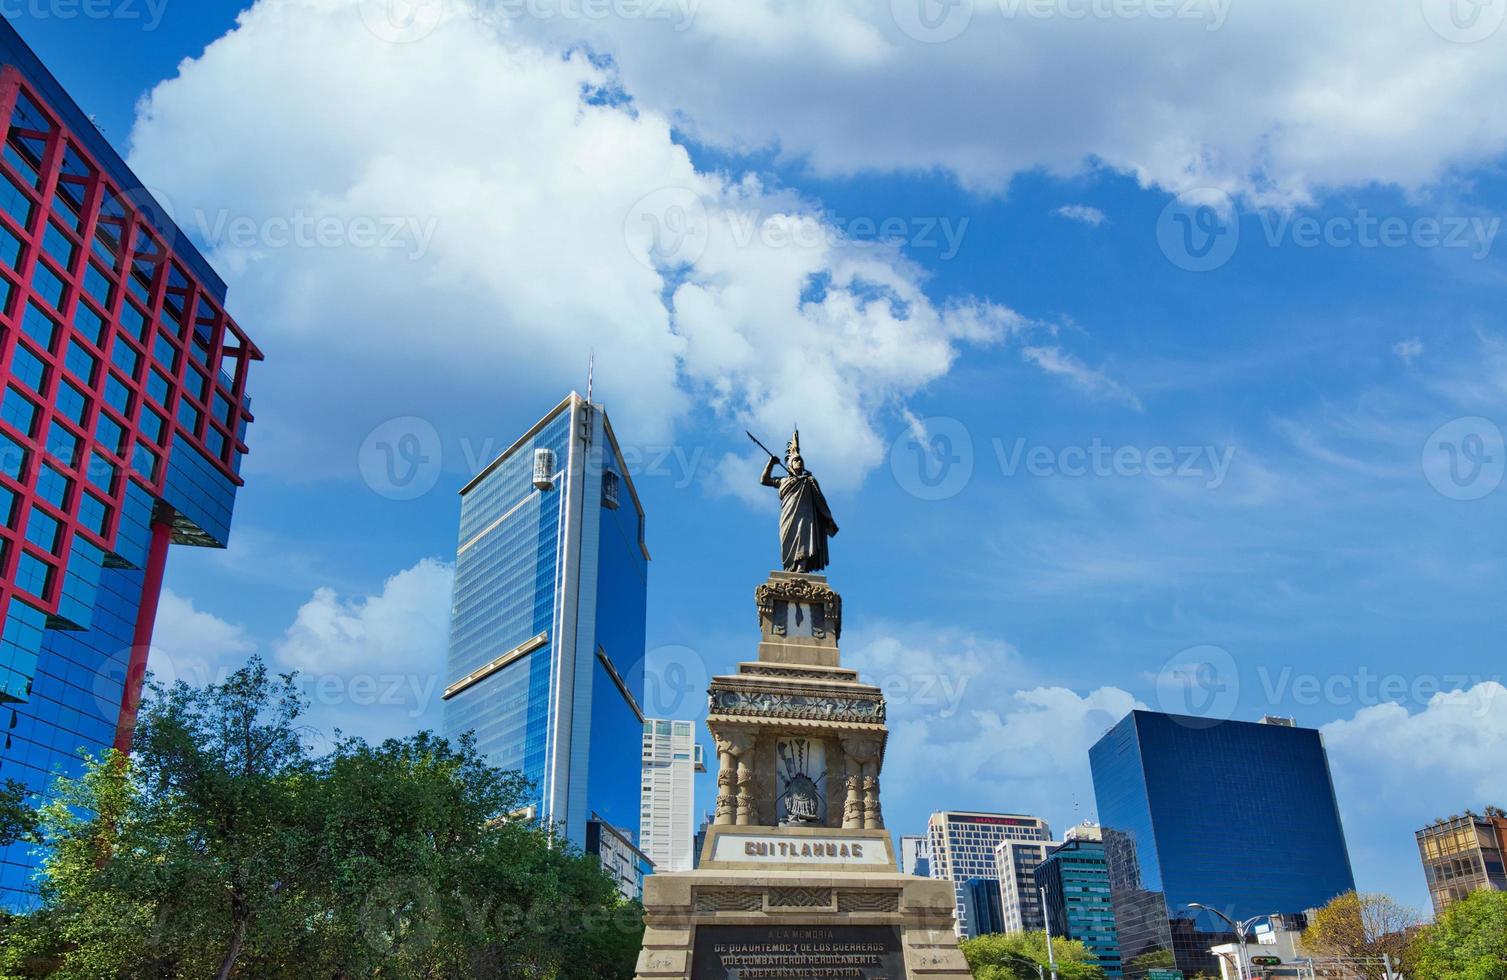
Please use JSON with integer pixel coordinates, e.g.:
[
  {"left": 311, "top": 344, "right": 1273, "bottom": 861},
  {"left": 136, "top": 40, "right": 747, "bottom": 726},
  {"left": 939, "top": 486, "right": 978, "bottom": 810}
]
[
  {"left": 928, "top": 811, "right": 1054, "bottom": 938},
  {"left": 996, "top": 838, "right": 1060, "bottom": 933},
  {"left": 640, "top": 719, "right": 706, "bottom": 872}
]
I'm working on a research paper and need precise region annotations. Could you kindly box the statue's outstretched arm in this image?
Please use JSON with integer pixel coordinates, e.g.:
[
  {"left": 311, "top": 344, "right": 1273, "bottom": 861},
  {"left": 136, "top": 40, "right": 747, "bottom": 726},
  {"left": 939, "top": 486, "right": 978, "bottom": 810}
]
[{"left": 760, "top": 455, "right": 781, "bottom": 488}]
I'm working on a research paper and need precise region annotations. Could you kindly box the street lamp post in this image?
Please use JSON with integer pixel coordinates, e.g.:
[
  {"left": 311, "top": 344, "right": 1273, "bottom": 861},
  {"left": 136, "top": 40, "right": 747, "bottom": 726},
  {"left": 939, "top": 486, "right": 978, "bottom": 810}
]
[{"left": 1187, "top": 905, "right": 1279, "bottom": 980}]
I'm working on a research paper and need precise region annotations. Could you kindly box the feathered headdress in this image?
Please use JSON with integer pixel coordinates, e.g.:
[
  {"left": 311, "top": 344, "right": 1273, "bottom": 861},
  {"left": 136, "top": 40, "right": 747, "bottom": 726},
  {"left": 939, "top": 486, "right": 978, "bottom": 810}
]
[{"left": 785, "top": 428, "right": 802, "bottom": 462}]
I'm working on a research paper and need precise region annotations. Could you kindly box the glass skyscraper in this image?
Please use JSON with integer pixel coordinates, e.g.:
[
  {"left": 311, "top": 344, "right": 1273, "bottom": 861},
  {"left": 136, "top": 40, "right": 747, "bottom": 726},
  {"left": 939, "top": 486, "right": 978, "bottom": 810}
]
[
  {"left": 1089, "top": 711, "right": 1356, "bottom": 978},
  {"left": 0, "top": 16, "right": 260, "bottom": 908},
  {"left": 442, "top": 393, "right": 647, "bottom": 847},
  {"left": 1038, "top": 825, "right": 1123, "bottom": 978}
]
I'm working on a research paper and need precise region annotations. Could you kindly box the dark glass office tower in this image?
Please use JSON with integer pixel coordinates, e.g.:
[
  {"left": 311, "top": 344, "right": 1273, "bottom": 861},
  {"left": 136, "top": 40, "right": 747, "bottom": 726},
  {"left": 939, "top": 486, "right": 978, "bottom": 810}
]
[
  {"left": 442, "top": 393, "right": 648, "bottom": 848},
  {"left": 1089, "top": 711, "right": 1355, "bottom": 977}
]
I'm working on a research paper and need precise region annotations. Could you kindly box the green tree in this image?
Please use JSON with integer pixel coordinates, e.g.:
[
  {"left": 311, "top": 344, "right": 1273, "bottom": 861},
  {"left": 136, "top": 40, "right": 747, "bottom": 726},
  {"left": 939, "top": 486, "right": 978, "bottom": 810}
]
[
  {"left": 0, "top": 778, "right": 37, "bottom": 849},
  {"left": 1302, "top": 892, "right": 1422, "bottom": 980},
  {"left": 1410, "top": 890, "right": 1507, "bottom": 980},
  {"left": 961, "top": 930, "right": 1106, "bottom": 980},
  {"left": 0, "top": 656, "right": 641, "bottom": 980}
]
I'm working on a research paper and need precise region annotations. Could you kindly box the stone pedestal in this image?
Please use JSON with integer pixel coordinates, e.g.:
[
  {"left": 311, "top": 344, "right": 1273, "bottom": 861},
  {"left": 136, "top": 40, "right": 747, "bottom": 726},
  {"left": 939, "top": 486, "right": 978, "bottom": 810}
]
[{"left": 632, "top": 571, "right": 971, "bottom": 980}]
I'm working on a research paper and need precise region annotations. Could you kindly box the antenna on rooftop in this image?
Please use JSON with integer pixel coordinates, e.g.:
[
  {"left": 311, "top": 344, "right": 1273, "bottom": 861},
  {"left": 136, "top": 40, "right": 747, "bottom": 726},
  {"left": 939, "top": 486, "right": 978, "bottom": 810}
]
[{"left": 587, "top": 350, "right": 595, "bottom": 403}]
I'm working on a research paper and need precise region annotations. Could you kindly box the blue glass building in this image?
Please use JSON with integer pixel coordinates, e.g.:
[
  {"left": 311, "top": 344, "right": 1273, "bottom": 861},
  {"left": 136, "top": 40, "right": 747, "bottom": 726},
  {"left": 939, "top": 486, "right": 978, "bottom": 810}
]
[
  {"left": 1089, "top": 712, "right": 1356, "bottom": 977},
  {"left": 0, "top": 17, "right": 260, "bottom": 908},
  {"left": 442, "top": 392, "right": 647, "bottom": 847},
  {"left": 1038, "top": 829, "right": 1123, "bottom": 978}
]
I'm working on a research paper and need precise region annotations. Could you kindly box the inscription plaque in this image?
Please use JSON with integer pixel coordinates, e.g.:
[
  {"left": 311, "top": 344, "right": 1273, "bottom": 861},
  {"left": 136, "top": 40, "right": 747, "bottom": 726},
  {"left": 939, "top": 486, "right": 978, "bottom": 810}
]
[{"left": 691, "top": 924, "right": 907, "bottom": 980}]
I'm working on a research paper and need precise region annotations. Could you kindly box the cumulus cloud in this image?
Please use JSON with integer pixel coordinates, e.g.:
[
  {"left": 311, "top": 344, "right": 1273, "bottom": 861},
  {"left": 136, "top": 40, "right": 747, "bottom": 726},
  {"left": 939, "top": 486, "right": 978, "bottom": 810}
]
[
  {"left": 504, "top": 0, "right": 1507, "bottom": 204},
  {"left": 845, "top": 623, "right": 1142, "bottom": 832},
  {"left": 1053, "top": 204, "right": 1107, "bottom": 226},
  {"left": 1324, "top": 681, "right": 1507, "bottom": 803},
  {"left": 147, "top": 589, "right": 256, "bottom": 688},
  {"left": 124, "top": 0, "right": 1077, "bottom": 491},
  {"left": 271, "top": 557, "right": 455, "bottom": 741}
]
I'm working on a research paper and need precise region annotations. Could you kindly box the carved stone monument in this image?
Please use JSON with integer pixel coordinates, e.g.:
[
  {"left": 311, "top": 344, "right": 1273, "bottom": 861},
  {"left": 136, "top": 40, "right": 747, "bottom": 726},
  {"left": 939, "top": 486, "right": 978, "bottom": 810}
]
[{"left": 633, "top": 569, "right": 972, "bottom": 979}]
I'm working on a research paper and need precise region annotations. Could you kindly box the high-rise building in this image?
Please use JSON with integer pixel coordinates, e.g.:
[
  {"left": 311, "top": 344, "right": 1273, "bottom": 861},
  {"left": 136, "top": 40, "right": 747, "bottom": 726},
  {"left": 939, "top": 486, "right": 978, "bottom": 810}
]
[
  {"left": 1415, "top": 807, "right": 1507, "bottom": 917},
  {"left": 0, "top": 18, "right": 260, "bottom": 908},
  {"left": 1039, "top": 824, "right": 1122, "bottom": 978},
  {"left": 639, "top": 718, "right": 705, "bottom": 873},
  {"left": 442, "top": 393, "right": 648, "bottom": 847},
  {"left": 996, "top": 838, "right": 1057, "bottom": 933},
  {"left": 963, "top": 877, "right": 1006, "bottom": 936},
  {"left": 928, "top": 811, "right": 1053, "bottom": 938},
  {"left": 586, "top": 813, "right": 653, "bottom": 902},
  {"left": 901, "top": 833, "right": 932, "bottom": 877},
  {"left": 1090, "top": 711, "right": 1355, "bottom": 978}
]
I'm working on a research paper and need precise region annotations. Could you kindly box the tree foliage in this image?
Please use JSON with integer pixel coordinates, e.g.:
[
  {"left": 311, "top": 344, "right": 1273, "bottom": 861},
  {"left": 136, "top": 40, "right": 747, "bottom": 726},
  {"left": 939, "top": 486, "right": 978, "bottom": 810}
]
[
  {"left": 1409, "top": 890, "right": 1507, "bottom": 980},
  {"left": 0, "top": 778, "right": 37, "bottom": 850},
  {"left": 1301, "top": 892, "right": 1423, "bottom": 980},
  {"left": 961, "top": 930, "right": 1107, "bottom": 980},
  {"left": 0, "top": 657, "right": 642, "bottom": 980}
]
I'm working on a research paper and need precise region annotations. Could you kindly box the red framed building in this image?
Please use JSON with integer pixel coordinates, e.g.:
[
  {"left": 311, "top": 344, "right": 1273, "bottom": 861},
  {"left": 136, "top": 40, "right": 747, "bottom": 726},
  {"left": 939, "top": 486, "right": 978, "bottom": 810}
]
[{"left": 0, "top": 16, "right": 261, "bottom": 906}]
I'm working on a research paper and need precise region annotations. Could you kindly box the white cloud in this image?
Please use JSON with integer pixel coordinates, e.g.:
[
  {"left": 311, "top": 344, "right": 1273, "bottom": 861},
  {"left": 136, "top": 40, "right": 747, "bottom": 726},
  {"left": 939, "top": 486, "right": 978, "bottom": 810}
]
[
  {"left": 503, "top": 0, "right": 1507, "bottom": 205},
  {"left": 147, "top": 589, "right": 256, "bottom": 689},
  {"left": 1053, "top": 204, "right": 1107, "bottom": 226},
  {"left": 275, "top": 557, "right": 455, "bottom": 740},
  {"left": 277, "top": 557, "right": 453, "bottom": 674},
  {"left": 1021, "top": 345, "right": 1143, "bottom": 410},
  {"left": 1323, "top": 682, "right": 1507, "bottom": 804},
  {"left": 123, "top": 0, "right": 1079, "bottom": 492},
  {"left": 845, "top": 623, "right": 1142, "bottom": 831}
]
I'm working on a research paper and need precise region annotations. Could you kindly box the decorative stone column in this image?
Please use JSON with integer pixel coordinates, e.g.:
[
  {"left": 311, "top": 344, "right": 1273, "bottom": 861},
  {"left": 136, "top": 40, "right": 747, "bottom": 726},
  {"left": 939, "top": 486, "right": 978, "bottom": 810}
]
[
  {"left": 841, "top": 736, "right": 879, "bottom": 830},
  {"left": 713, "top": 730, "right": 756, "bottom": 827},
  {"left": 863, "top": 774, "right": 883, "bottom": 830}
]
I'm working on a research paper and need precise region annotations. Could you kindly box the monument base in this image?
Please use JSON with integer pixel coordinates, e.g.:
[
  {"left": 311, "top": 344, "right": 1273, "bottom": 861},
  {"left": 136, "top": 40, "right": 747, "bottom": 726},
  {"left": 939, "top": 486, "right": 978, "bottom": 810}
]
[{"left": 634, "top": 828, "right": 970, "bottom": 979}]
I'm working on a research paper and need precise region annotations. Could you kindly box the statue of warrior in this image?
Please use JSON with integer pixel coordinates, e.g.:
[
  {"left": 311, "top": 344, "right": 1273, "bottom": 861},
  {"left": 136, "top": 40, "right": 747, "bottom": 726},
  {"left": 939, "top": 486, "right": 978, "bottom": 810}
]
[{"left": 760, "top": 429, "right": 839, "bottom": 574}]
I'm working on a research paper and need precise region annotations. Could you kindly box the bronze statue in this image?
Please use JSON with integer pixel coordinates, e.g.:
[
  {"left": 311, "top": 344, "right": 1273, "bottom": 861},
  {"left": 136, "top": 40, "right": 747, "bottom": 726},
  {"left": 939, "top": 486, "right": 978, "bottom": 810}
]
[{"left": 758, "top": 429, "right": 839, "bottom": 574}]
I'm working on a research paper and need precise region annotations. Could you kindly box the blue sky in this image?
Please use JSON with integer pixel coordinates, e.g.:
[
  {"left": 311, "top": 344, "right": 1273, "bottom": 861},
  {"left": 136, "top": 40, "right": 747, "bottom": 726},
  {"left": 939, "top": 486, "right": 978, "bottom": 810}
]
[{"left": 12, "top": 0, "right": 1507, "bottom": 915}]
